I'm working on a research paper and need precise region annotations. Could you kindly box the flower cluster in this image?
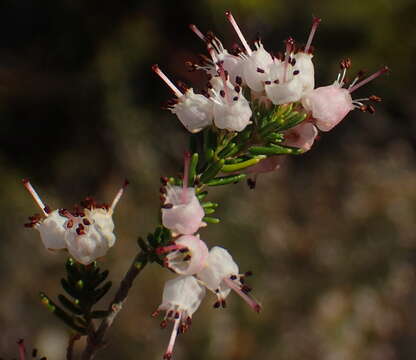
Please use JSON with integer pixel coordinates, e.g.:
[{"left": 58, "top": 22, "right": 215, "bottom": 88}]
[
  {"left": 154, "top": 154, "right": 260, "bottom": 359},
  {"left": 154, "top": 12, "right": 387, "bottom": 157},
  {"left": 23, "top": 179, "right": 127, "bottom": 265}
]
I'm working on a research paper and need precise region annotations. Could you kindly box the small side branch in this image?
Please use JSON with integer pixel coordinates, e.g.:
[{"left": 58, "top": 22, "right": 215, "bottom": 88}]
[{"left": 81, "top": 251, "right": 148, "bottom": 360}]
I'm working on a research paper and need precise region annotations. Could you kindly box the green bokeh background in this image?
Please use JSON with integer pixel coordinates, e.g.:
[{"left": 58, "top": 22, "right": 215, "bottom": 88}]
[{"left": 1, "top": 0, "right": 415, "bottom": 359}]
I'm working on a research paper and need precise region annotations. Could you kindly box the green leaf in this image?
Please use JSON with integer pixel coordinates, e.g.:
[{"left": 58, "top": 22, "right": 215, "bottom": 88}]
[
  {"left": 221, "top": 156, "right": 266, "bottom": 172},
  {"left": 40, "top": 293, "right": 86, "bottom": 334},
  {"left": 58, "top": 294, "right": 83, "bottom": 315},
  {"left": 203, "top": 216, "right": 220, "bottom": 224},
  {"left": 206, "top": 174, "right": 247, "bottom": 186},
  {"left": 200, "top": 159, "right": 225, "bottom": 183},
  {"left": 61, "top": 279, "right": 82, "bottom": 299},
  {"left": 93, "top": 281, "right": 112, "bottom": 303},
  {"left": 188, "top": 153, "right": 199, "bottom": 185},
  {"left": 196, "top": 191, "right": 208, "bottom": 200},
  {"left": 201, "top": 201, "right": 218, "bottom": 209},
  {"left": 204, "top": 208, "right": 216, "bottom": 215},
  {"left": 249, "top": 145, "right": 302, "bottom": 156}
]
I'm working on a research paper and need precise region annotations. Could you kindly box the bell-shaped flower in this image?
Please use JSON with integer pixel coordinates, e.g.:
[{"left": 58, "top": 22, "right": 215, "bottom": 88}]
[
  {"left": 210, "top": 69, "right": 252, "bottom": 132},
  {"left": 189, "top": 25, "right": 243, "bottom": 84},
  {"left": 302, "top": 61, "right": 388, "bottom": 131},
  {"left": 293, "top": 17, "right": 321, "bottom": 94},
  {"left": 162, "top": 185, "right": 205, "bottom": 235},
  {"left": 226, "top": 11, "right": 273, "bottom": 92},
  {"left": 197, "top": 246, "right": 261, "bottom": 312},
  {"left": 153, "top": 275, "right": 206, "bottom": 360},
  {"left": 162, "top": 153, "right": 205, "bottom": 235},
  {"left": 152, "top": 65, "right": 213, "bottom": 133},
  {"left": 24, "top": 179, "right": 68, "bottom": 250},
  {"left": 283, "top": 121, "right": 318, "bottom": 152},
  {"left": 157, "top": 235, "right": 209, "bottom": 275},
  {"left": 24, "top": 179, "right": 127, "bottom": 264},
  {"left": 264, "top": 39, "right": 303, "bottom": 105}
]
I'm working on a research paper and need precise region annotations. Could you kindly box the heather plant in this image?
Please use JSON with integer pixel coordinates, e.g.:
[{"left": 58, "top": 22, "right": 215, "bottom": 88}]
[{"left": 18, "top": 11, "right": 387, "bottom": 360}]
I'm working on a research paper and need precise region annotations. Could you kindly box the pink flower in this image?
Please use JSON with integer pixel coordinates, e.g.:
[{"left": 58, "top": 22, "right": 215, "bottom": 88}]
[
  {"left": 245, "top": 156, "right": 282, "bottom": 174},
  {"left": 157, "top": 235, "right": 209, "bottom": 275},
  {"left": 302, "top": 61, "right": 388, "bottom": 131},
  {"left": 153, "top": 275, "right": 206, "bottom": 360},
  {"left": 161, "top": 153, "right": 205, "bottom": 235},
  {"left": 283, "top": 121, "right": 318, "bottom": 152}
]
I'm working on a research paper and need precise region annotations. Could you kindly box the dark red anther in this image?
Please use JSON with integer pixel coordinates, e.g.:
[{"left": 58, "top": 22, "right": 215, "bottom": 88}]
[
  {"left": 233, "top": 96, "right": 238, "bottom": 101},
  {"left": 265, "top": 81, "right": 271, "bottom": 85},
  {"left": 340, "top": 58, "right": 352, "bottom": 69},
  {"left": 221, "top": 299, "right": 227, "bottom": 308},
  {"left": 174, "top": 312, "right": 180, "bottom": 319},
  {"left": 160, "top": 186, "right": 167, "bottom": 194},
  {"left": 220, "top": 90, "right": 225, "bottom": 98},
  {"left": 160, "top": 176, "right": 169, "bottom": 185},
  {"left": 274, "top": 79, "right": 280, "bottom": 84},
  {"left": 83, "top": 218, "right": 91, "bottom": 226},
  {"left": 167, "top": 310, "right": 173, "bottom": 318},
  {"left": 43, "top": 205, "right": 51, "bottom": 214},
  {"left": 369, "top": 95, "right": 382, "bottom": 102},
  {"left": 293, "top": 70, "right": 300, "bottom": 76},
  {"left": 291, "top": 58, "right": 296, "bottom": 66},
  {"left": 160, "top": 320, "right": 168, "bottom": 329},
  {"left": 247, "top": 178, "right": 256, "bottom": 190},
  {"left": 230, "top": 275, "right": 237, "bottom": 280},
  {"left": 256, "top": 67, "right": 265, "bottom": 73},
  {"left": 67, "top": 220, "right": 74, "bottom": 229},
  {"left": 162, "top": 203, "right": 173, "bottom": 209},
  {"left": 183, "top": 255, "right": 191, "bottom": 261},
  {"left": 245, "top": 270, "right": 253, "bottom": 277},
  {"left": 234, "top": 85, "right": 240, "bottom": 93},
  {"left": 213, "top": 301, "right": 221, "bottom": 308},
  {"left": 241, "top": 285, "right": 252, "bottom": 294},
  {"left": 163, "top": 353, "right": 172, "bottom": 360},
  {"left": 179, "top": 247, "right": 188, "bottom": 253},
  {"left": 235, "top": 76, "right": 242, "bottom": 85}
]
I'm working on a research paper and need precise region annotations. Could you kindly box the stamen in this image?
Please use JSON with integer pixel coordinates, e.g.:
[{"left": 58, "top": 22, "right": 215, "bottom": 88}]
[
  {"left": 22, "top": 179, "right": 49, "bottom": 217},
  {"left": 164, "top": 317, "right": 181, "bottom": 360},
  {"left": 223, "top": 277, "right": 261, "bottom": 313},
  {"left": 304, "top": 17, "right": 321, "bottom": 53},
  {"left": 218, "top": 64, "right": 232, "bottom": 104},
  {"left": 156, "top": 244, "right": 184, "bottom": 255},
  {"left": 189, "top": 24, "right": 205, "bottom": 41},
  {"left": 283, "top": 38, "right": 294, "bottom": 83},
  {"left": 152, "top": 65, "right": 184, "bottom": 98},
  {"left": 110, "top": 180, "right": 129, "bottom": 211},
  {"left": 349, "top": 66, "right": 389, "bottom": 93},
  {"left": 225, "top": 11, "right": 252, "bottom": 56}
]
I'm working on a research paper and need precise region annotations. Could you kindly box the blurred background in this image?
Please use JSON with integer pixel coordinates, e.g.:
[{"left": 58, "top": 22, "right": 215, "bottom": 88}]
[{"left": 0, "top": 0, "right": 415, "bottom": 359}]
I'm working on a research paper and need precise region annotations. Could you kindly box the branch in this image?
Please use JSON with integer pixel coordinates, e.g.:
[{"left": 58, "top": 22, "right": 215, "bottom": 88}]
[
  {"left": 66, "top": 334, "right": 81, "bottom": 360},
  {"left": 81, "top": 251, "right": 148, "bottom": 360}
]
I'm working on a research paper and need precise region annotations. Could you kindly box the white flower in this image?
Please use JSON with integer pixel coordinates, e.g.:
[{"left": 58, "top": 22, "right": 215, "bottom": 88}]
[
  {"left": 302, "top": 61, "right": 388, "bottom": 131},
  {"left": 152, "top": 65, "right": 213, "bottom": 133},
  {"left": 197, "top": 246, "right": 261, "bottom": 312},
  {"left": 189, "top": 24, "right": 244, "bottom": 84},
  {"left": 24, "top": 179, "right": 126, "bottom": 264},
  {"left": 226, "top": 11, "right": 274, "bottom": 92},
  {"left": 157, "top": 235, "right": 209, "bottom": 275},
  {"left": 153, "top": 275, "right": 206, "bottom": 360},
  {"left": 209, "top": 69, "right": 252, "bottom": 132},
  {"left": 264, "top": 39, "right": 303, "bottom": 105}
]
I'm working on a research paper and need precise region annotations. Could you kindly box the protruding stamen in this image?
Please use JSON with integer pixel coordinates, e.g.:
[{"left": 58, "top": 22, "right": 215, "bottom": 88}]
[
  {"left": 152, "top": 65, "right": 184, "bottom": 98},
  {"left": 304, "top": 17, "right": 322, "bottom": 53},
  {"left": 349, "top": 66, "right": 389, "bottom": 93},
  {"left": 111, "top": 180, "right": 129, "bottom": 211},
  {"left": 225, "top": 11, "right": 252, "bottom": 56},
  {"left": 17, "top": 339, "right": 26, "bottom": 360},
  {"left": 189, "top": 24, "right": 206, "bottom": 41},
  {"left": 218, "top": 64, "right": 232, "bottom": 104},
  {"left": 156, "top": 244, "right": 184, "bottom": 255},
  {"left": 164, "top": 317, "right": 181, "bottom": 360},
  {"left": 23, "top": 179, "right": 49, "bottom": 217},
  {"left": 283, "top": 38, "right": 294, "bottom": 83},
  {"left": 223, "top": 277, "right": 261, "bottom": 313}
]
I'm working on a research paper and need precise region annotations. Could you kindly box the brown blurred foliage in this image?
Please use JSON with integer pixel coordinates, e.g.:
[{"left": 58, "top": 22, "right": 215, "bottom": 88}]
[{"left": 0, "top": 0, "right": 416, "bottom": 359}]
